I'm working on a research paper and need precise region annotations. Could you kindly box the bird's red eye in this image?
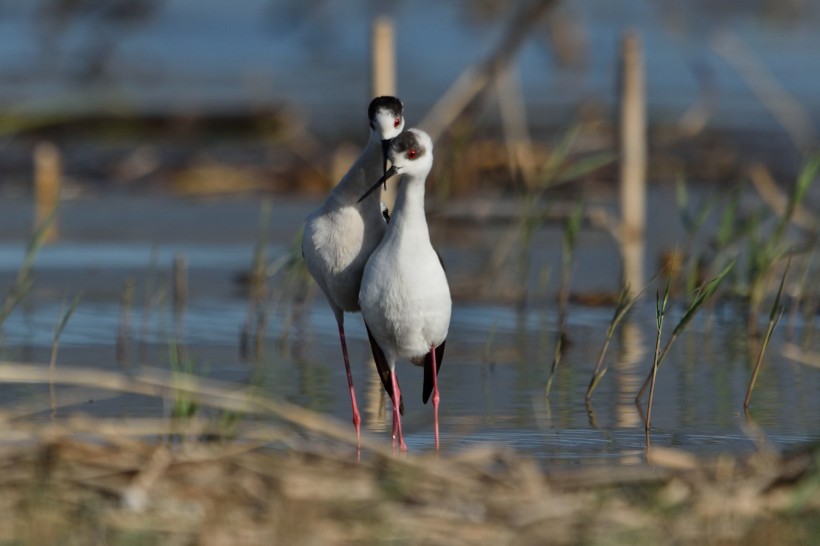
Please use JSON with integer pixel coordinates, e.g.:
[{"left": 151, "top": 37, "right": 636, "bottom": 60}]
[
  {"left": 393, "top": 117, "right": 401, "bottom": 128},
  {"left": 407, "top": 149, "right": 417, "bottom": 159}
]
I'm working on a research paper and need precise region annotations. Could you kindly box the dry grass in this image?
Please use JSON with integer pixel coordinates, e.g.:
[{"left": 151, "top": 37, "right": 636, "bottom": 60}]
[{"left": 0, "top": 365, "right": 818, "bottom": 545}]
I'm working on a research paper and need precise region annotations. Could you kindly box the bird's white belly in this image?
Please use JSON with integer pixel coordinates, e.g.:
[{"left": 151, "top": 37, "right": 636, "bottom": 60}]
[{"left": 360, "top": 248, "right": 451, "bottom": 361}]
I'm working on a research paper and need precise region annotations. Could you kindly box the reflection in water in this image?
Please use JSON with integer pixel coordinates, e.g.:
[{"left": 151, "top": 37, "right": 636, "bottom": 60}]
[
  {"left": 365, "top": 359, "right": 389, "bottom": 434},
  {"left": 616, "top": 321, "right": 645, "bottom": 429}
]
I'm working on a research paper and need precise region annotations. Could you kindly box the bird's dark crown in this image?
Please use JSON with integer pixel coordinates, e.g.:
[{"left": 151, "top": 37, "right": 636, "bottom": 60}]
[
  {"left": 391, "top": 130, "right": 427, "bottom": 157},
  {"left": 368, "top": 96, "right": 403, "bottom": 121}
]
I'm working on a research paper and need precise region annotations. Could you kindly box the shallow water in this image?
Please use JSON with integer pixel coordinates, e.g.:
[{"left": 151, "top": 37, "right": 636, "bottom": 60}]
[{"left": 1, "top": 194, "right": 818, "bottom": 465}]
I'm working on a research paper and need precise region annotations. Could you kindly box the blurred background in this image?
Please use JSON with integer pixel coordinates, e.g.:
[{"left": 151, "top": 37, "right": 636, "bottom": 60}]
[{"left": 0, "top": 0, "right": 818, "bottom": 194}]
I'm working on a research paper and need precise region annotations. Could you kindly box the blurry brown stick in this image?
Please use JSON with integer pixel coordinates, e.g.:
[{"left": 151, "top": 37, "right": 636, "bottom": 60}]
[
  {"left": 172, "top": 254, "right": 188, "bottom": 319},
  {"left": 0, "top": 362, "right": 423, "bottom": 465},
  {"left": 712, "top": 30, "right": 816, "bottom": 153},
  {"left": 369, "top": 16, "right": 399, "bottom": 418},
  {"left": 748, "top": 163, "right": 818, "bottom": 231},
  {"left": 618, "top": 31, "right": 647, "bottom": 295},
  {"left": 116, "top": 278, "right": 135, "bottom": 368},
  {"left": 496, "top": 64, "right": 537, "bottom": 187},
  {"left": 122, "top": 446, "right": 173, "bottom": 511},
  {"left": 34, "top": 141, "right": 61, "bottom": 244},
  {"left": 371, "top": 16, "right": 396, "bottom": 98},
  {"left": 418, "top": 0, "right": 557, "bottom": 141},
  {"left": 783, "top": 343, "right": 820, "bottom": 369},
  {"left": 372, "top": 16, "right": 399, "bottom": 210}
]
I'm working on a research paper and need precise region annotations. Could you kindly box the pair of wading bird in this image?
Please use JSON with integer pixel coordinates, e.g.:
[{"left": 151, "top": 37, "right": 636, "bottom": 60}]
[{"left": 302, "top": 96, "right": 450, "bottom": 451}]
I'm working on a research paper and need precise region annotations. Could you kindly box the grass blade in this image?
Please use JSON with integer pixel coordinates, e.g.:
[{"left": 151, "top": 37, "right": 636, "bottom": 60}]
[
  {"left": 50, "top": 295, "right": 82, "bottom": 415},
  {"left": 744, "top": 256, "right": 791, "bottom": 410},
  {"left": 636, "top": 260, "right": 736, "bottom": 401},
  {"left": 586, "top": 282, "right": 640, "bottom": 399},
  {"left": 645, "top": 276, "right": 672, "bottom": 431},
  {"left": 0, "top": 208, "right": 56, "bottom": 327}
]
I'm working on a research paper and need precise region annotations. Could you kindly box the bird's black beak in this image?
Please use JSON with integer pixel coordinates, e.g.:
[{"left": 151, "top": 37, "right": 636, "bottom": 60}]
[
  {"left": 381, "top": 139, "right": 391, "bottom": 178},
  {"left": 358, "top": 165, "right": 398, "bottom": 203}
]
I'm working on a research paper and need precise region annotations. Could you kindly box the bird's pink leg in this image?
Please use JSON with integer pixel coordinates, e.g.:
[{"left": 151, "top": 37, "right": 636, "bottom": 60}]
[
  {"left": 391, "top": 408, "right": 398, "bottom": 449},
  {"left": 390, "top": 371, "right": 407, "bottom": 452},
  {"left": 337, "top": 322, "right": 361, "bottom": 446},
  {"left": 430, "top": 345, "right": 440, "bottom": 450}
]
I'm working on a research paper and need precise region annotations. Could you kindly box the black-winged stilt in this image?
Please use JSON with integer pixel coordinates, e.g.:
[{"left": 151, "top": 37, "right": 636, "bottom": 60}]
[
  {"left": 302, "top": 96, "right": 405, "bottom": 443},
  {"left": 358, "top": 128, "right": 452, "bottom": 451}
]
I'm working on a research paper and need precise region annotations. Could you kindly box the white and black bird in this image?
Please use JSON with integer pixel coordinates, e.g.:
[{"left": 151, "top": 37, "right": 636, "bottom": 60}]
[
  {"left": 358, "top": 128, "right": 451, "bottom": 451},
  {"left": 302, "top": 96, "right": 405, "bottom": 442}
]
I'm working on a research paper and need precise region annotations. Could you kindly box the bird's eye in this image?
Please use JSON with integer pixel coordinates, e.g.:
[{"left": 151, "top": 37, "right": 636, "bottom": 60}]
[
  {"left": 393, "top": 117, "right": 401, "bottom": 128},
  {"left": 407, "top": 149, "right": 418, "bottom": 159}
]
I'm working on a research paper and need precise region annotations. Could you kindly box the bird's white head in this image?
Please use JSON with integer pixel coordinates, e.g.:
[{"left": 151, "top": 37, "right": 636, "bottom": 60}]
[
  {"left": 368, "top": 96, "right": 405, "bottom": 141},
  {"left": 358, "top": 128, "right": 434, "bottom": 202},
  {"left": 387, "top": 128, "right": 433, "bottom": 177}
]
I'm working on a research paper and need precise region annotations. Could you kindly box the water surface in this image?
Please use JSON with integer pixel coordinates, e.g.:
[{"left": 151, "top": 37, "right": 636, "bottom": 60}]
[{"left": 1, "top": 194, "right": 818, "bottom": 466}]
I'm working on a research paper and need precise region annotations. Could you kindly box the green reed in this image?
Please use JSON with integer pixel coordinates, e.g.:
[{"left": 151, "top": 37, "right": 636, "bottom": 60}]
[
  {"left": 744, "top": 256, "right": 790, "bottom": 411},
  {"left": 747, "top": 157, "right": 819, "bottom": 332},
  {"left": 787, "top": 247, "right": 814, "bottom": 340},
  {"left": 49, "top": 295, "right": 81, "bottom": 416},
  {"left": 645, "top": 275, "right": 672, "bottom": 431},
  {"left": 0, "top": 209, "right": 55, "bottom": 328},
  {"left": 545, "top": 198, "right": 585, "bottom": 397},
  {"left": 636, "top": 259, "right": 736, "bottom": 402},
  {"left": 585, "top": 282, "right": 642, "bottom": 399},
  {"left": 169, "top": 340, "right": 199, "bottom": 420}
]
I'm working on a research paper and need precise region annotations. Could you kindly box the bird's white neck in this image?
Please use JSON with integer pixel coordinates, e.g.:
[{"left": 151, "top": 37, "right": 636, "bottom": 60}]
[
  {"left": 389, "top": 174, "right": 429, "bottom": 237},
  {"left": 329, "top": 130, "right": 383, "bottom": 205}
]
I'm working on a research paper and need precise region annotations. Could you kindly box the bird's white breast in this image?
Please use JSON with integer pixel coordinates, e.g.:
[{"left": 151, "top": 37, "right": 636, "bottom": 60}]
[{"left": 360, "top": 234, "right": 451, "bottom": 362}]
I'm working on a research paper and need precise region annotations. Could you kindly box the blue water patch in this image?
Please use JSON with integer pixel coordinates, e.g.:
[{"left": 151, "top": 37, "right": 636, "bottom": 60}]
[{"left": 0, "top": 242, "right": 285, "bottom": 271}]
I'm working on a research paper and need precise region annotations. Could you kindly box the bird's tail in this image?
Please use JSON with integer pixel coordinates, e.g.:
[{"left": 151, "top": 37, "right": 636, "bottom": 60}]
[
  {"left": 365, "top": 324, "right": 404, "bottom": 415},
  {"left": 423, "top": 341, "right": 446, "bottom": 404}
]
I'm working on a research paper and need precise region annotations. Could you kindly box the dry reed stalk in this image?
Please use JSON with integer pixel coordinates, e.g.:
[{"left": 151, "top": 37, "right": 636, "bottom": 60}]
[
  {"left": 121, "top": 445, "right": 173, "bottom": 511},
  {"left": 33, "top": 141, "right": 61, "bottom": 244},
  {"left": 748, "top": 163, "right": 818, "bottom": 232},
  {"left": 172, "top": 254, "right": 188, "bottom": 319},
  {"left": 782, "top": 343, "right": 820, "bottom": 369},
  {"left": 371, "top": 15, "right": 399, "bottom": 212},
  {"left": 712, "top": 30, "right": 816, "bottom": 152},
  {"left": 618, "top": 30, "right": 647, "bottom": 295},
  {"left": 0, "top": 362, "right": 419, "bottom": 465},
  {"left": 116, "top": 279, "right": 135, "bottom": 368},
  {"left": 371, "top": 15, "right": 396, "bottom": 98},
  {"left": 495, "top": 64, "right": 537, "bottom": 188},
  {"left": 418, "top": 0, "right": 557, "bottom": 141}
]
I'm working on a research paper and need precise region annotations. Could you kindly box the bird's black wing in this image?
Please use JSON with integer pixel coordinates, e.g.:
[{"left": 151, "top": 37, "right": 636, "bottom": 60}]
[
  {"left": 422, "top": 340, "right": 446, "bottom": 405},
  {"left": 365, "top": 322, "right": 404, "bottom": 415}
]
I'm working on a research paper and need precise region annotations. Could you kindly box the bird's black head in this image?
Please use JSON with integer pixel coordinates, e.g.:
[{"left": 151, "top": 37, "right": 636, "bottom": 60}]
[{"left": 368, "top": 96, "right": 403, "bottom": 124}]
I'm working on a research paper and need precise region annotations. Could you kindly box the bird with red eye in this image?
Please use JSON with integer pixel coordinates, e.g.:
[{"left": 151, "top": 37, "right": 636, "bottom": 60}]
[
  {"left": 302, "top": 96, "right": 405, "bottom": 449},
  {"left": 359, "top": 128, "right": 451, "bottom": 452}
]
